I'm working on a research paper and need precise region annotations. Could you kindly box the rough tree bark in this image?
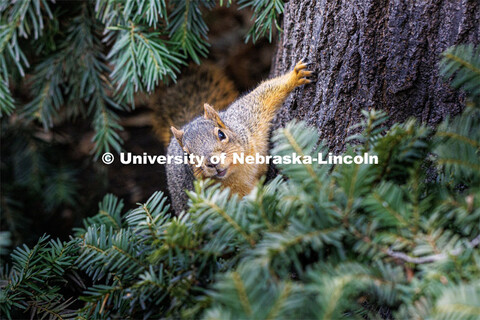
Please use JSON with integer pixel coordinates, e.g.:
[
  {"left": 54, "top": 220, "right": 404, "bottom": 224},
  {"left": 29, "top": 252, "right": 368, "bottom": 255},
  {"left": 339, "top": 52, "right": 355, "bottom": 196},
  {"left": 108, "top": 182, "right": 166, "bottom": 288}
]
[{"left": 271, "top": 0, "right": 480, "bottom": 152}]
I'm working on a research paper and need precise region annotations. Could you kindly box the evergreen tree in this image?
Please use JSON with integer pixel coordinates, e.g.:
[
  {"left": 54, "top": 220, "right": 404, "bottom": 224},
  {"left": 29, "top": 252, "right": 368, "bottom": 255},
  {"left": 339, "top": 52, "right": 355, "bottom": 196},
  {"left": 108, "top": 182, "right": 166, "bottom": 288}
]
[
  {"left": 0, "top": 0, "right": 284, "bottom": 158},
  {"left": 0, "top": 0, "right": 284, "bottom": 248}
]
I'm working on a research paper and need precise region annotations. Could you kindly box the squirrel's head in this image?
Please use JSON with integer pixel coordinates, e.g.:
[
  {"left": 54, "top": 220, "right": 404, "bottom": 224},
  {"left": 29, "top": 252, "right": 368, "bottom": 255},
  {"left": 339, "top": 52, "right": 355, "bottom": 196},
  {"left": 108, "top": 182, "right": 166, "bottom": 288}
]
[{"left": 171, "top": 104, "right": 244, "bottom": 180}]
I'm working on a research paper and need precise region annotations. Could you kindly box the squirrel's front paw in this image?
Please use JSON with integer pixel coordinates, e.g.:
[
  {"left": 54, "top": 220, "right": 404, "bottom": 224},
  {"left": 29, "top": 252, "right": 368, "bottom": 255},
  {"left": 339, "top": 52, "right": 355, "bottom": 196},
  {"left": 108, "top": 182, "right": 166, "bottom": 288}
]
[{"left": 292, "top": 61, "right": 314, "bottom": 86}]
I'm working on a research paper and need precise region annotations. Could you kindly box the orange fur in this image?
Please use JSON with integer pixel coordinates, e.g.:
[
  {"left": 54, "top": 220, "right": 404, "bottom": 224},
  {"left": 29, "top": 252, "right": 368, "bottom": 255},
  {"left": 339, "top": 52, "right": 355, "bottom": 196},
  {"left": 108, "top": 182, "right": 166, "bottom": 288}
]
[{"left": 209, "top": 61, "right": 312, "bottom": 197}]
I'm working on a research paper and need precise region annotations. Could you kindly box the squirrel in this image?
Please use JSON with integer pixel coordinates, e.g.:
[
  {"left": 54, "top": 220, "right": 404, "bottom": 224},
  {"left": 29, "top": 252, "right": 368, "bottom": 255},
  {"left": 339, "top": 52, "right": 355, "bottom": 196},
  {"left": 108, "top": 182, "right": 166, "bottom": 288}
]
[{"left": 154, "top": 61, "right": 313, "bottom": 214}]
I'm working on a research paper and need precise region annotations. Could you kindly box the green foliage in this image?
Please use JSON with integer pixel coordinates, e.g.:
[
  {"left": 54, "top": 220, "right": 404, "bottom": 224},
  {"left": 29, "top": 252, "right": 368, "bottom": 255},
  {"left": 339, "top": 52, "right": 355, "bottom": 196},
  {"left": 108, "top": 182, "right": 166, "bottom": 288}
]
[
  {"left": 239, "top": 0, "right": 284, "bottom": 43},
  {"left": 0, "top": 0, "right": 287, "bottom": 258},
  {"left": 0, "top": 235, "right": 82, "bottom": 320},
  {"left": 1, "top": 0, "right": 282, "bottom": 158},
  {"left": 2, "top": 45, "right": 479, "bottom": 320},
  {"left": 168, "top": 0, "right": 215, "bottom": 64},
  {"left": 0, "top": 0, "right": 54, "bottom": 116},
  {"left": 437, "top": 44, "right": 480, "bottom": 187},
  {"left": 0, "top": 0, "right": 53, "bottom": 76},
  {"left": 0, "top": 121, "right": 80, "bottom": 246},
  {"left": 106, "top": 23, "right": 183, "bottom": 104},
  {"left": 72, "top": 191, "right": 216, "bottom": 318},
  {"left": 441, "top": 44, "right": 480, "bottom": 103},
  {"left": 0, "top": 77, "right": 14, "bottom": 117},
  {"left": 0, "top": 231, "right": 12, "bottom": 256},
  {"left": 430, "top": 282, "right": 480, "bottom": 320}
]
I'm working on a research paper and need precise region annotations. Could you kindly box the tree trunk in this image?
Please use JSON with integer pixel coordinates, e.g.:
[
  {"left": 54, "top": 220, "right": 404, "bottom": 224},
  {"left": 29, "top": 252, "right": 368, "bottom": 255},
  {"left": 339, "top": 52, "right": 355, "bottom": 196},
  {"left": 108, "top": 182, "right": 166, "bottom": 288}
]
[{"left": 271, "top": 0, "right": 480, "bottom": 152}]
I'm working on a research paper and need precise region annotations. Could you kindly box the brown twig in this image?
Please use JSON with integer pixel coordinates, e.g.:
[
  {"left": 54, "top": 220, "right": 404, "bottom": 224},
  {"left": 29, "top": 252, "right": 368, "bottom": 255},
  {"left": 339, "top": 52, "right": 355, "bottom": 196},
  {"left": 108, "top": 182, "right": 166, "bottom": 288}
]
[{"left": 386, "top": 235, "right": 480, "bottom": 264}]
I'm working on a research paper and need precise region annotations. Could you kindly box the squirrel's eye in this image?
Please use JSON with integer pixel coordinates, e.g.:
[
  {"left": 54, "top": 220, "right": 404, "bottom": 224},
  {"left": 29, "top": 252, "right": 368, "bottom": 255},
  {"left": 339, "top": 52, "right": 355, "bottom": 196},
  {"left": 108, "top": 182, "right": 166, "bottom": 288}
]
[{"left": 218, "top": 129, "right": 226, "bottom": 141}]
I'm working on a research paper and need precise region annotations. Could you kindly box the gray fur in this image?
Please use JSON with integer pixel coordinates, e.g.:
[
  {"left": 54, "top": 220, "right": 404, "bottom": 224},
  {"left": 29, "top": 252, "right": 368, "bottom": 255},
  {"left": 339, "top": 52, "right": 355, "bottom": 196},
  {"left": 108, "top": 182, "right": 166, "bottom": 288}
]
[
  {"left": 166, "top": 134, "right": 194, "bottom": 214},
  {"left": 166, "top": 103, "right": 250, "bottom": 215}
]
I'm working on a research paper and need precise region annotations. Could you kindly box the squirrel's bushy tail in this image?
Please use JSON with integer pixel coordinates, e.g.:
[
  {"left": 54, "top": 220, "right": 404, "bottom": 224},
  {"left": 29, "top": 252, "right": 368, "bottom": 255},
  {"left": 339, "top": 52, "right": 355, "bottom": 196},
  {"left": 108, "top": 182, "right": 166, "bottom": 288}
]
[{"left": 152, "top": 63, "right": 239, "bottom": 146}]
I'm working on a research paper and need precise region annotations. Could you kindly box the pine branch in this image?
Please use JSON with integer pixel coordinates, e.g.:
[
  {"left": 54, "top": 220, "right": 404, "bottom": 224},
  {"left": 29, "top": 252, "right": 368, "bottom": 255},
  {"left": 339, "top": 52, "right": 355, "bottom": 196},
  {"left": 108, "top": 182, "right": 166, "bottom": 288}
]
[
  {"left": 188, "top": 180, "right": 258, "bottom": 250},
  {"left": 431, "top": 282, "right": 480, "bottom": 319},
  {"left": 0, "top": 75, "right": 14, "bottom": 116},
  {"left": 17, "top": 4, "right": 127, "bottom": 157},
  {"left": 1, "top": 236, "right": 82, "bottom": 320},
  {"left": 22, "top": 53, "right": 64, "bottom": 129},
  {"left": 125, "top": 191, "right": 170, "bottom": 242},
  {"left": 386, "top": 235, "right": 480, "bottom": 264},
  {"left": 106, "top": 21, "right": 183, "bottom": 104},
  {"left": 206, "top": 262, "right": 302, "bottom": 319},
  {"left": 123, "top": 0, "right": 167, "bottom": 27},
  {"left": 239, "top": 0, "right": 284, "bottom": 43},
  {"left": 347, "top": 109, "right": 388, "bottom": 151},
  {"left": 271, "top": 120, "right": 329, "bottom": 190},
  {"left": 168, "top": 0, "right": 214, "bottom": 63},
  {"left": 441, "top": 44, "right": 480, "bottom": 101},
  {"left": 66, "top": 4, "right": 126, "bottom": 157},
  {"left": 26, "top": 296, "right": 77, "bottom": 320},
  {"left": 0, "top": 0, "right": 53, "bottom": 76},
  {"left": 75, "top": 194, "right": 124, "bottom": 236},
  {"left": 434, "top": 107, "right": 480, "bottom": 185},
  {"left": 91, "top": 104, "right": 124, "bottom": 158}
]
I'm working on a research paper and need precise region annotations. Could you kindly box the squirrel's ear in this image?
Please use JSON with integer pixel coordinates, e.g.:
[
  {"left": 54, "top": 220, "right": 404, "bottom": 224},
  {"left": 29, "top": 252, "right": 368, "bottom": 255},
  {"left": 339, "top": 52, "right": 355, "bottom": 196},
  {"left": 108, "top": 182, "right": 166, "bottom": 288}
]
[
  {"left": 171, "top": 126, "right": 184, "bottom": 147},
  {"left": 204, "top": 103, "right": 226, "bottom": 129}
]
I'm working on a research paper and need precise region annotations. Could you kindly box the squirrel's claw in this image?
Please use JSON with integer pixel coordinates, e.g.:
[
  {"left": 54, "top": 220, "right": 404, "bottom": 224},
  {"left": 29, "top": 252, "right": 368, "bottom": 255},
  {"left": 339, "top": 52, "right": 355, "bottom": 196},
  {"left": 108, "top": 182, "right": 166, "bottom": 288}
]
[{"left": 292, "top": 60, "right": 314, "bottom": 86}]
